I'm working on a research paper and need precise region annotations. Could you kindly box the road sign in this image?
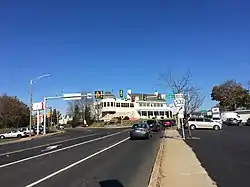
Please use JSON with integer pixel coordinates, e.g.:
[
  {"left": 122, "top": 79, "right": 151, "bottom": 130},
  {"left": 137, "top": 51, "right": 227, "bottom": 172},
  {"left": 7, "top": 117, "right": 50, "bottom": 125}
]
[
  {"left": 178, "top": 108, "right": 184, "bottom": 118},
  {"left": 175, "top": 93, "right": 184, "bottom": 99},
  {"left": 63, "top": 93, "right": 81, "bottom": 100},
  {"left": 212, "top": 107, "right": 220, "bottom": 113},
  {"left": 32, "top": 102, "right": 44, "bottom": 111},
  {"left": 86, "top": 93, "right": 92, "bottom": 99},
  {"left": 174, "top": 98, "right": 185, "bottom": 107}
]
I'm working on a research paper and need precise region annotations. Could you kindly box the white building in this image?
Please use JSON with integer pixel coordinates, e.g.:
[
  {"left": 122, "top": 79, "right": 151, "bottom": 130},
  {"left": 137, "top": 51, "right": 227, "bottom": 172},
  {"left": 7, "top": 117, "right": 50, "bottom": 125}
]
[{"left": 97, "top": 89, "right": 173, "bottom": 121}]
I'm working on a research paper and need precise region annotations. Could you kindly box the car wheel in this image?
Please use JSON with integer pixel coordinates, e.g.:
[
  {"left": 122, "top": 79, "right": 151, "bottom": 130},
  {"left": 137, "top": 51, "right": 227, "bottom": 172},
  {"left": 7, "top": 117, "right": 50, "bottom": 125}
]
[
  {"left": 213, "top": 125, "right": 220, "bottom": 131},
  {"left": 17, "top": 134, "right": 22, "bottom": 138},
  {"left": 190, "top": 124, "right": 196, "bottom": 130},
  {"left": 0, "top": 135, "right": 5, "bottom": 139}
]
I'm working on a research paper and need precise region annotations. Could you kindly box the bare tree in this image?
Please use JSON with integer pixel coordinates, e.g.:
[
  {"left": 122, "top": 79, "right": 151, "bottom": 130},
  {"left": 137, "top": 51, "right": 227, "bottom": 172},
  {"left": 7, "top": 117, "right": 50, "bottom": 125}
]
[
  {"left": 161, "top": 70, "right": 205, "bottom": 115},
  {"left": 67, "top": 100, "right": 77, "bottom": 117}
]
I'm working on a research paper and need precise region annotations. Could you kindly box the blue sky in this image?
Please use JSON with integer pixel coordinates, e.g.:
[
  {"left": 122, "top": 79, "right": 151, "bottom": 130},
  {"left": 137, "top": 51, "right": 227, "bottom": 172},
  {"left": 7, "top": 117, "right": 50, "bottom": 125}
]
[{"left": 0, "top": 0, "right": 250, "bottom": 113}]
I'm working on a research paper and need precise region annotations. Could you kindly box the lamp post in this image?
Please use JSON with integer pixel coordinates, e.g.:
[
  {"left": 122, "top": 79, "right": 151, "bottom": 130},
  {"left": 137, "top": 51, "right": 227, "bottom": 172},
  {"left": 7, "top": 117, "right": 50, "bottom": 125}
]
[{"left": 29, "top": 74, "right": 50, "bottom": 136}]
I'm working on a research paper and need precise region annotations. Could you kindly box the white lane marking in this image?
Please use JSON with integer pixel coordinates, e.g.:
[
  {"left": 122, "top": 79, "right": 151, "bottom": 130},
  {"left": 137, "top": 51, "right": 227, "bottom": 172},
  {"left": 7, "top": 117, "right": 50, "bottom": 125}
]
[
  {"left": 41, "top": 145, "right": 61, "bottom": 152},
  {"left": 25, "top": 137, "right": 129, "bottom": 187},
  {"left": 0, "top": 133, "right": 97, "bottom": 157},
  {"left": 0, "top": 131, "right": 125, "bottom": 169}
]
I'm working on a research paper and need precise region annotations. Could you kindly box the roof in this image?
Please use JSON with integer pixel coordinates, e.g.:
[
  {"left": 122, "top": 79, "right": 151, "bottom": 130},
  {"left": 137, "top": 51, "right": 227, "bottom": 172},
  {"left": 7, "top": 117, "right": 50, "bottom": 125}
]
[
  {"left": 103, "top": 92, "right": 116, "bottom": 99},
  {"left": 128, "top": 93, "right": 165, "bottom": 102}
]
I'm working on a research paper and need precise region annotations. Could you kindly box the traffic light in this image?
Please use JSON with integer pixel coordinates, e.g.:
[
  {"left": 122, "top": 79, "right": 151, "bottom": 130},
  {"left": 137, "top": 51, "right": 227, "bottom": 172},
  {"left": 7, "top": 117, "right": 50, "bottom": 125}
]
[
  {"left": 100, "top": 91, "right": 103, "bottom": 99},
  {"left": 95, "top": 91, "right": 102, "bottom": 99},
  {"left": 119, "top": 89, "right": 123, "bottom": 98},
  {"left": 143, "top": 95, "right": 147, "bottom": 101},
  {"left": 94, "top": 91, "right": 98, "bottom": 99}
]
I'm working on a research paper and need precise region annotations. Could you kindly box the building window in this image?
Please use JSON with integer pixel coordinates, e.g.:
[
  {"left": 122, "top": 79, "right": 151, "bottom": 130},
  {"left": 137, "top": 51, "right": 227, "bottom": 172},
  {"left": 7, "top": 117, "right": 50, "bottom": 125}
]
[
  {"left": 116, "top": 103, "right": 120, "bottom": 107},
  {"left": 126, "top": 103, "right": 129, "bottom": 107},
  {"left": 101, "top": 102, "right": 103, "bottom": 107},
  {"left": 104, "top": 102, "right": 106, "bottom": 107},
  {"left": 138, "top": 111, "right": 141, "bottom": 116},
  {"left": 160, "top": 111, "right": 164, "bottom": 116},
  {"left": 130, "top": 103, "right": 134, "bottom": 107},
  {"left": 142, "top": 111, "right": 147, "bottom": 116},
  {"left": 160, "top": 104, "right": 163, "bottom": 107},
  {"left": 169, "top": 111, "right": 172, "bottom": 117},
  {"left": 154, "top": 111, "right": 159, "bottom": 116},
  {"left": 121, "top": 103, "right": 125, "bottom": 107},
  {"left": 139, "top": 103, "right": 142, "bottom": 107},
  {"left": 147, "top": 103, "right": 150, "bottom": 107},
  {"left": 157, "top": 104, "right": 160, "bottom": 107},
  {"left": 165, "top": 111, "right": 169, "bottom": 118},
  {"left": 107, "top": 102, "right": 110, "bottom": 107},
  {"left": 148, "top": 111, "right": 153, "bottom": 116},
  {"left": 143, "top": 103, "right": 146, "bottom": 107},
  {"left": 111, "top": 102, "right": 113, "bottom": 107}
]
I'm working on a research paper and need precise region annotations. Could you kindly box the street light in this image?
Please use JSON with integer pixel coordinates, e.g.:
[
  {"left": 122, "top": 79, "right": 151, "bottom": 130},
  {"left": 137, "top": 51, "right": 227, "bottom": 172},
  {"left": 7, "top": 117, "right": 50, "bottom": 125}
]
[{"left": 29, "top": 74, "right": 51, "bottom": 136}]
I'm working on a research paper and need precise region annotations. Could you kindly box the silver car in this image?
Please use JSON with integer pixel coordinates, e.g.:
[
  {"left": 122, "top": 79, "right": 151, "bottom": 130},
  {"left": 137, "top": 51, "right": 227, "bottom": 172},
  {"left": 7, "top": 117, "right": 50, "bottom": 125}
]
[{"left": 130, "top": 123, "right": 152, "bottom": 139}]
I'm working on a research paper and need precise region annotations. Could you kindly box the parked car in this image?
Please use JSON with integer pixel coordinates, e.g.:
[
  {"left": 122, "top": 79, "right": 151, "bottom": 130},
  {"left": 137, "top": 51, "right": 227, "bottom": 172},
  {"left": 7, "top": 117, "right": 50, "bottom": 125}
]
[
  {"left": 130, "top": 123, "right": 152, "bottom": 140},
  {"left": 188, "top": 117, "right": 222, "bottom": 130},
  {"left": 151, "top": 123, "right": 161, "bottom": 132},
  {"left": 146, "top": 119, "right": 156, "bottom": 128},
  {"left": 212, "top": 117, "right": 222, "bottom": 124},
  {"left": 18, "top": 127, "right": 33, "bottom": 135},
  {"left": 246, "top": 118, "right": 250, "bottom": 126},
  {"left": 225, "top": 118, "right": 241, "bottom": 126},
  {"left": 161, "top": 119, "right": 175, "bottom": 127},
  {"left": 0, "top": 129, "right": 26, "bottom": 139}
]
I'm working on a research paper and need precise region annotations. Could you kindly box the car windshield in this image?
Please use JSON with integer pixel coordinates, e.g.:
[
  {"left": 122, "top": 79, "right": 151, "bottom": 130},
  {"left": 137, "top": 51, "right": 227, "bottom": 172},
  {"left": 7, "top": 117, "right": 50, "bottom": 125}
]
[
  {"left": 213, "top": 118, "right": 220, "bottom": 120},
  {"left": 132, "top": 123, "right": 148, "bottom": 129}
]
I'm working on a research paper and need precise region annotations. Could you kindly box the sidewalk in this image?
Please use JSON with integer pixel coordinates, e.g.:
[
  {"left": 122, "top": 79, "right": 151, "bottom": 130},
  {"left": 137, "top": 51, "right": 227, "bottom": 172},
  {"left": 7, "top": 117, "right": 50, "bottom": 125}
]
[{"left": 148, "top": 130, "right": 217, "bottom": 187}]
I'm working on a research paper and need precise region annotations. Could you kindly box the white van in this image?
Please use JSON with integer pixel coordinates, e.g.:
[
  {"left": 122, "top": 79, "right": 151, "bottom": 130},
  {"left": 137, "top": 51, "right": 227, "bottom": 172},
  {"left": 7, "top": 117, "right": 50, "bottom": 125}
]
[
  {"left": 188, "top": 117, "right": 222, "bottom": 130},
  {"left": 212, "top": 117, "right": 222, "bottom": 124},
  {"left": 221, "top": 112, "right": 242, "bottom": 123}
]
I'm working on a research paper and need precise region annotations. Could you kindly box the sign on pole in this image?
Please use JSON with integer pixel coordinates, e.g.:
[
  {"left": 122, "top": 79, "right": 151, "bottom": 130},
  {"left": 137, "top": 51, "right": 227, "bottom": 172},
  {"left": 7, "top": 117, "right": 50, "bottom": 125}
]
[
  {"left": 178, "top": 108, "right": 184, "bottom": 118},
  {"left": 212, "top": 107, "right": 220, "bottom": 113},
  {"left": 63, "top": 93, "right": 82, "bottom": 100},
  {"left": 174, "top": 93, "right": 185, "bottom": 107},
  {"left": 32, "top": 102, "right": 44, "bottom": 111},
  {"left": 86, "top": 93, "right": 92, "bottom": 99}
]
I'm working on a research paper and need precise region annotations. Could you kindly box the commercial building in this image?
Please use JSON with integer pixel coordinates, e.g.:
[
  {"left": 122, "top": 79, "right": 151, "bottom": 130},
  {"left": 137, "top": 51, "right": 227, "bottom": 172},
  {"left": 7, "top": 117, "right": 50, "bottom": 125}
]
[{"left": 97, "top": 89, "right": 173, "bottom": 121}]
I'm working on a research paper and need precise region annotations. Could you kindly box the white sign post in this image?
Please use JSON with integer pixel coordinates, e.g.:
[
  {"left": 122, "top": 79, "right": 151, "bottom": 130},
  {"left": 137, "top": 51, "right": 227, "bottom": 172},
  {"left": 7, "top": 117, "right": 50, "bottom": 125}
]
[
  {"left": 174, "top": 93, "right": 186, "bottom": 140},
  {"left": 63, "top": 93, "right": 82, "bottom": 100},
  {"left": 212, "top": 107, "right": 220, "bottom": 113},
  {"left": 32, "top": 102, "right": 44, "bottom": 135},
  {"left": 32, "top": 102, "right": 44, "bottom": 111}
]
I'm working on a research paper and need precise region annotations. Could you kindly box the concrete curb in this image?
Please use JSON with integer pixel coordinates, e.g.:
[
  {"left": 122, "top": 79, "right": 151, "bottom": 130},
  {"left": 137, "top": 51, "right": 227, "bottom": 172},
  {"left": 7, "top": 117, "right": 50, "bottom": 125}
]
[
  {"left": 148, "top": 130, "right": 166, "bottom": 187},
  {"left": 0, "top": 131, "right": 64, "bottom": 146}
]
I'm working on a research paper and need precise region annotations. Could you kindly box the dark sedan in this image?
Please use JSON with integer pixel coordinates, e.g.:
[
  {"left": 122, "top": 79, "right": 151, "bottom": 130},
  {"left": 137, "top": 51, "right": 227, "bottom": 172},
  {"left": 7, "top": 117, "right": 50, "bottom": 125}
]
[
  {"left": 246, "top": 118, "right": 250, "bottom": 126},
  {"left": 130, "top": 123, "right": 152, "bottom": 140},
  {"left": 151, "top": 123, "right": 162, "bottom": 132}
]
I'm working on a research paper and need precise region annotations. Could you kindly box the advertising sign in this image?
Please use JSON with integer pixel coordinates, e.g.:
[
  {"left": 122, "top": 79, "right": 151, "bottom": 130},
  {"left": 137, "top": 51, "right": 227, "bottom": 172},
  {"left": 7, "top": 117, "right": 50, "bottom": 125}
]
[{"left": 32, "top": 102, "right": 44, "bottom": 111}]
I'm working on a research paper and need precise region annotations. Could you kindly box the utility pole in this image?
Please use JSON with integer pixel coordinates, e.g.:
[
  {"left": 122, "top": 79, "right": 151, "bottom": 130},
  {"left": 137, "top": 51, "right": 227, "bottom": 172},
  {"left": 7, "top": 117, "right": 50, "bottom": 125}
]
[
  {"left": 29, "top": 74, "right": 51, "bottom": 136},
  {"left": 29, "top": 80, "right": 33, "bottom": 137},
  {"left": 248, "top": 81, "right": 250, "bottom": 109}
]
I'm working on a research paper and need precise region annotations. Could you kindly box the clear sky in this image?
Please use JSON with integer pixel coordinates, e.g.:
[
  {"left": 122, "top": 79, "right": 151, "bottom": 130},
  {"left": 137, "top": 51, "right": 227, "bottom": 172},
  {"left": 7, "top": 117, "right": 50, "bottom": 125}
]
[{"left": 0, "top": 0, "right": 250, "bottom": 113}]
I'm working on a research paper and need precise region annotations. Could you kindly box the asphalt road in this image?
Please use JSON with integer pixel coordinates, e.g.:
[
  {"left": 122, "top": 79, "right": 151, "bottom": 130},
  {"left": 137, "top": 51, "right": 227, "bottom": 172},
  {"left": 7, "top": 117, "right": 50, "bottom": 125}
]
[
  {"left": 185, "top": 125, "right": 250, "bottom": 187},
  {"left": 0, "top": 128, "right": 162, "bottom": 187}
]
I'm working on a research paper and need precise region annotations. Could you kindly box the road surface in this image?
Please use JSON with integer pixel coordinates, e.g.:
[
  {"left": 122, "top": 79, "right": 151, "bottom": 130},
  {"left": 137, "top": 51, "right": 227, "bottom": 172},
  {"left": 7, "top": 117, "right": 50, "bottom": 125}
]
[
  {"left": 0, "top": 128, "right": 163, "bottom": 187},
  {"left": 185, "top": 125, "right": 250, "bottom": 187}
]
